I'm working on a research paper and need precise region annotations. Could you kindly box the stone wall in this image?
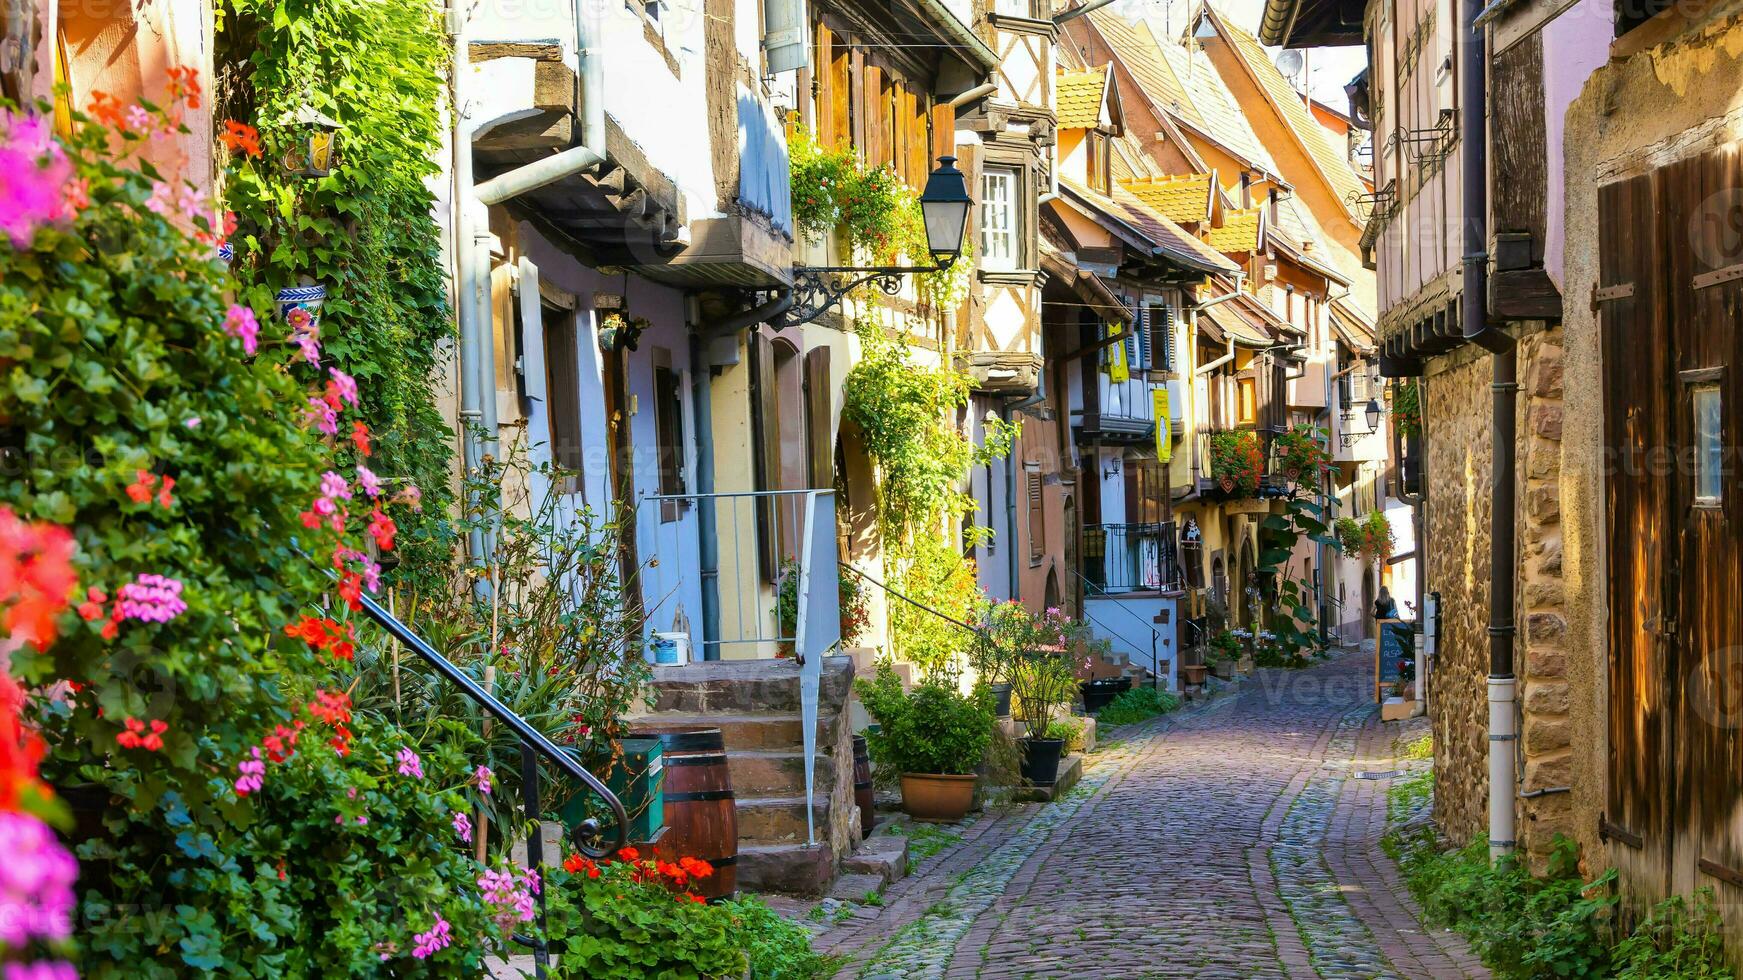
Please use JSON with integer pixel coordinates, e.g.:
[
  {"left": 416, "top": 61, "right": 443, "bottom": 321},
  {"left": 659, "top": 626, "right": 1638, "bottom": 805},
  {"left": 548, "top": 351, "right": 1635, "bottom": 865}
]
[
  {"left": 1515, "top": 327, "right": 1578, "bottom": 866},
  {"left": 1421, "top": 324, "right": 1578, "bottom": 867},
  {"left": 1422, "top": 346, "right": 1494, "bottom": 850}
]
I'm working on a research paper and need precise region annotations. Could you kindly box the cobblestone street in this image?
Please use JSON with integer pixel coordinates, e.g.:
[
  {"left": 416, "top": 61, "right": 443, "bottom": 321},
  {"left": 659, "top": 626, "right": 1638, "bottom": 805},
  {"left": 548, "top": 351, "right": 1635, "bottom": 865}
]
[{"left": 808, "top": 649, "right": 1487, "bottom": 980}]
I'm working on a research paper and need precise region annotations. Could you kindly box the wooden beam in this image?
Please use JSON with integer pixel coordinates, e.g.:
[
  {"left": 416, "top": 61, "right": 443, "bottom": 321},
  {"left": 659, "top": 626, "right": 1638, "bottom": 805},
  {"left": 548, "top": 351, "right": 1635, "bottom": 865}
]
[{"left": 1491, "top": 267, "right": 1562, "bottom": 320}]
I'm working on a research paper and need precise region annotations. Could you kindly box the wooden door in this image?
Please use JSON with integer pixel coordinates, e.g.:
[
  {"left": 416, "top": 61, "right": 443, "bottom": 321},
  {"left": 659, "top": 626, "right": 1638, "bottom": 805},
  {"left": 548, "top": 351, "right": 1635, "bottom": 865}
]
[
  {"left": 603, "top": 344, "right": 641, "bottom": 617},
  {"left": 1662, "top": 144, "right": 1743, "bottom": 897},
  {"left": 1599, "top": 170, "right": 1674, "bottom": 893}
]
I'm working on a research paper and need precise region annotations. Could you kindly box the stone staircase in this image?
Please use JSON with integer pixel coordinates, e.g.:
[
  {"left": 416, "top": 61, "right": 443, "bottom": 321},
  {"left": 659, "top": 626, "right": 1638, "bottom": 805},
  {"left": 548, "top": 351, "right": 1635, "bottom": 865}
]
[{"left": 626, "top": 656, "right": 860, "bottom": 896}]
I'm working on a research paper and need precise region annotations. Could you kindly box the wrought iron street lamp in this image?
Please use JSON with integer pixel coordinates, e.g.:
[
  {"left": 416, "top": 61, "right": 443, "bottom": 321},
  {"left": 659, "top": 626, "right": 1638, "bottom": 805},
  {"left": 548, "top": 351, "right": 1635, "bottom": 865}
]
[{"left": 786, "top": 156, "right": 972, "bottom": 326}]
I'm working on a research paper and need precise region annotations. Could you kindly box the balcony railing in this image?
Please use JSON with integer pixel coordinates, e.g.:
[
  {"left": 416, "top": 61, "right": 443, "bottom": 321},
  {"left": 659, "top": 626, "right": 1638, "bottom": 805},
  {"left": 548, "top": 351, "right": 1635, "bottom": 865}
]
[
  {"left": 1083, "top": 521, "right": 1183, "bottom": 595},
  {"left": 1189, "top": 430, "right": 1281, "bottom": 499}
]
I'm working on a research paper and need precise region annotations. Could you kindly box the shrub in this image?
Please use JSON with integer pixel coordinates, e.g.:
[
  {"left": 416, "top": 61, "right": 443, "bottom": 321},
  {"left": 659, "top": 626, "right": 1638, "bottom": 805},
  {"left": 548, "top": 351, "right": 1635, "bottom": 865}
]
[
  {"left": 717, "top": 896, "right": 839, "bottom": 980},
  {"left": 1611, "top": 891, "right": 1734, "bottom": 980},
  {"left": 542, "top": 850, "right": 744, "bottom": 978},
  {"left": 1042, "top": 716, "right": 1083, "bottom": 748},
  {"left": 2, "top": 96, "right": 487, "bottom": 974},
  {"left": 1095, "top": 687, "right": 1180, "bottom": 728},
  {"left": 856, "top": 664, "right": 993, "bottom": 775}
]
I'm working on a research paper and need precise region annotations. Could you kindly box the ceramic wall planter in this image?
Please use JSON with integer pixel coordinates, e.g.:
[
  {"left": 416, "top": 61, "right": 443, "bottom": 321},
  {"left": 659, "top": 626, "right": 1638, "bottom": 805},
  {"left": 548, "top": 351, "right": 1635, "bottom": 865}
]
[
  {"left": 899, "top": 772, "right": 976, "bottom": 822},
  {"left": 275, "top": 283, "right": 326, "bottom": 328}
]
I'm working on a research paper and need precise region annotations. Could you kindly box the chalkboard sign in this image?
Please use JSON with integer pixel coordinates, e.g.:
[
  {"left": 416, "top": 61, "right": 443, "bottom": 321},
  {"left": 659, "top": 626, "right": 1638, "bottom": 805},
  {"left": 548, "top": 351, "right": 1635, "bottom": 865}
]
[{"left": 1374, "top": 618, "right": 1415, "bottom": 702}]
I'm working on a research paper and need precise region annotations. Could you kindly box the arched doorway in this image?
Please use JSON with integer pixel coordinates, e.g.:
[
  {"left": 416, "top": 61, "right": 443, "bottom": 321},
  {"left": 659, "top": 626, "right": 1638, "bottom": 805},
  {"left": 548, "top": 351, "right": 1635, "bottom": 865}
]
[{"left": 1043, "top": 568, "right": 1061, "bottom": 613}]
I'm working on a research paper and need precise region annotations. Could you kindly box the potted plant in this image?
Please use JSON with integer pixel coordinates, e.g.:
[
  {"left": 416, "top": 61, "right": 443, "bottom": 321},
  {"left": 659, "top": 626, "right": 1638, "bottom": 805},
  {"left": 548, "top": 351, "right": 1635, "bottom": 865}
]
[
  {"left": 974, "top": 600, "right": 1037, "bottom": 717},
  {"left": 1005, "top": 609, "right": 1081, "bottom": 786},
  {"left": 856, "top": 664, "right": 994, "bottom": 821},
  {"left": 1208, "top": 628, "right": 1241, "bottom": 680}
]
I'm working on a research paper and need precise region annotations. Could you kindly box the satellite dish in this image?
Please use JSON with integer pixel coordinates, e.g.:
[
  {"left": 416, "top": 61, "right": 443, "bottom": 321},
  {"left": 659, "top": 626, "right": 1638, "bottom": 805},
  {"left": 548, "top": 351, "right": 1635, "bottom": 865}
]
[{"left": 1274, "top": 49, "right": 1305, "bottom": 79}]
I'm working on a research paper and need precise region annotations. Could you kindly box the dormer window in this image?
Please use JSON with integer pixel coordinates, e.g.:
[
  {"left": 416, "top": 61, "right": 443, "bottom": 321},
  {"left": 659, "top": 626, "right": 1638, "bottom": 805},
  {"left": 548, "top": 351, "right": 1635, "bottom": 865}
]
[
  {"left": 980, "top": 167, "right": 1018, "bottom": 270},
  {"left": 1087, "top": 132, "right": 1111, "bottom": 194}
]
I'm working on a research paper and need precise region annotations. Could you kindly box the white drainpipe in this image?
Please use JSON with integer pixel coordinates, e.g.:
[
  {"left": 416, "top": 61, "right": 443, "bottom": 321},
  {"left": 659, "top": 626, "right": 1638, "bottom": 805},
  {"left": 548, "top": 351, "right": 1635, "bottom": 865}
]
[
  {"left": 1489, "top": 674, "right": 1517, "bottom": 861},
  {"left": 452, "top": 0, "right": 609, "bottom": 569}
]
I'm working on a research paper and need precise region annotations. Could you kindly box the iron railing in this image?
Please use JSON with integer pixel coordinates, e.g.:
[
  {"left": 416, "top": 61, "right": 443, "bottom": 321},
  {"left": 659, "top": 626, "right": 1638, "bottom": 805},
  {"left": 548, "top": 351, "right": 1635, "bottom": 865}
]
[
  {"left": 637, "top": 489, "right": 837, "bottom": 661},
  {"left": 1082, "top": 522, "right": 1182, "bottom": 595},
  {"left": 353, "top": 592, "right": 627, "bottom": 977}
]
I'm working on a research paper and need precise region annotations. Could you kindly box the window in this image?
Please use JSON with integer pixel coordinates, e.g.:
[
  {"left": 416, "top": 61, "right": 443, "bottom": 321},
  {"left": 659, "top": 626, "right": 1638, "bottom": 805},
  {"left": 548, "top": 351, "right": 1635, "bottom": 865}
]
[
  {"left": 1238, "top": 377, "right": 1257, "bottom": 425},
  {"left": 1146, "top": 304, "right": 1175, "bottom": 372},
  {"left": 654, "top": 366, "right": 686, "bottom": 499},
  {"left": 1694, "top": 385, "right": 1722, "bottom": 506},
  {"left": 1087, "top": 132, "right": 1110, "bottom": 194},
  {"left": 980, "top": 167, "right": 1018, "bottom": 270},
  {"left": 543, "top": 307, "right": 584, "bottom": 485}
]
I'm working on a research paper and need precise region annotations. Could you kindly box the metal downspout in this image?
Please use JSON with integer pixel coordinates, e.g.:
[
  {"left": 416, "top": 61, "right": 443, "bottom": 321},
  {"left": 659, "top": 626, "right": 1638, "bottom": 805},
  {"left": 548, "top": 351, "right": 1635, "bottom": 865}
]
[
  {"left": 450, "top": 5, "right": 489, "bottom": 579},
  {"left": 454, "top": 0, "right": 610, "bottom": 582},
  {"left": 1458, "top": 0, "right": 1519, "bottom": 863}
]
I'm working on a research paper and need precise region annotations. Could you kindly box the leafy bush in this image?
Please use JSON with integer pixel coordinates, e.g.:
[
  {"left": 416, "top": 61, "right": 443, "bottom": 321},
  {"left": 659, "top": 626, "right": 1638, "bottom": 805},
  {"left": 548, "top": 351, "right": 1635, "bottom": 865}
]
[
  {"left": 1611, "top": 892, "right": 1734, "bottom": 980},
  {"left": 1041, "top": 716, "right": 1083, "bottom": 747},
  {"left": 1271, "top": 425, "right": 1332, "bottom": 489},
  {"left": 856, "top": 664, "right": 993, "bottom": 775},
  {"left": 542, "top": 850, "right": 744, "bottom": 978},
  {"left": 219, "top": 0, "right": 457, "bottom": 584},
  {"left": 718, "top": 896, "right": 840, "bottom": 980},
  {"left": 1095, "top": 687, "right": 1180, "bottom": 728},
  {"left": 2, "top": 96, "right": 488, "bottom": 974}
]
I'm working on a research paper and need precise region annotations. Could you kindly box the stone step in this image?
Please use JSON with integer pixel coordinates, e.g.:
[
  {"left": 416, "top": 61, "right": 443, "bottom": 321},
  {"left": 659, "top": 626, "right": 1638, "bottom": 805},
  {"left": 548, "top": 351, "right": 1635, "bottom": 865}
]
[
  {"left": 623, "top": 710, "right": 840, "bottom": 752},
  {"left": 737, "top": 842, "right": 836, "bottom": 896},
  {"left": 726, "top": 749, "right": 838, "bottom": 797},
  {"left": 841, "top": 833, "right": 909, "bottom": 884},
  {"left": 826, "top": 872, "right": 888, "bottom": 904},
  {"left": 642, "top": 657, "right": 853, "bottom": 714},
  {"left": 734, "top": 794, "right": 835, "bottom": 845}
]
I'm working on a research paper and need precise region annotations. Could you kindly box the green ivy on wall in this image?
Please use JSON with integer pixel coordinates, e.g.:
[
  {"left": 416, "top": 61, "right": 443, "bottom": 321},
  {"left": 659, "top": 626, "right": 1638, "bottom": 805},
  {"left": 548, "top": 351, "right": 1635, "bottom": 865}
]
[{"left": 216, "top": 0, "right": 455, "bottom": 583}]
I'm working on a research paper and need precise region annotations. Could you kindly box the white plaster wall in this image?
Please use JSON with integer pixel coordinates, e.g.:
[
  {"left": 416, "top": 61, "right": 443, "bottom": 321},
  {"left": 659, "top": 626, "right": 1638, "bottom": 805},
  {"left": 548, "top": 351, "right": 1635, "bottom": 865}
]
[{"left": 1083, "top": 595, "right": 1180, "bottom": 689}]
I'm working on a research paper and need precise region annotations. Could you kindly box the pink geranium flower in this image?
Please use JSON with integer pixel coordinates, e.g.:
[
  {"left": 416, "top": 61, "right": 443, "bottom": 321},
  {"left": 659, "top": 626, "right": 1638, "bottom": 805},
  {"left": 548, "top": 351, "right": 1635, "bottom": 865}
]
[
  {"left": 223, "top": 304, "right": 260, "bottom": 355},
  {"left": 0, "top": 111, "right": 73, "bottom": 247}
]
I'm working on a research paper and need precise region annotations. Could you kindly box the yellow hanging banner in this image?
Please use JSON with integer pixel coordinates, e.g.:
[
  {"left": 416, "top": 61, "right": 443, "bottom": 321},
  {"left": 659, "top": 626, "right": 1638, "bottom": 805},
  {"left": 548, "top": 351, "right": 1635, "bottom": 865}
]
[
  {"left": 1107, "top": 327, "right": 1130, "bottom": 383},
  {"left": 1153, "top": 387, "right": 1171, "bottom": 462}
]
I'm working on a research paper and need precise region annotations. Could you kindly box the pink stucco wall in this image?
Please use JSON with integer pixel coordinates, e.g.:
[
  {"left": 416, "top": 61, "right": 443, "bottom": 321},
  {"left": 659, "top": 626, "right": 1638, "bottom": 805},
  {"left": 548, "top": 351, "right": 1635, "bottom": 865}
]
[{"left": 1541, "top": 0, "right": 1613, "bottom": 290}]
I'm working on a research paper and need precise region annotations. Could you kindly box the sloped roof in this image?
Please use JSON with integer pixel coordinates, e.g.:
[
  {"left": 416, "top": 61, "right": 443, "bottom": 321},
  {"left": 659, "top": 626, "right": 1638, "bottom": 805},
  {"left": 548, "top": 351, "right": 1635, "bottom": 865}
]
[
  {"left": 1204, "top": 207, "right": 1264, "bottom": 252},
  {"left": 1059, "top": 178, "right": 1239, "bottom": 276},
  {"left": 1057, "top": 67, "right": 1112, "bottom": 130},
  {"left": 1329, "top": 298, "right": 1376, "bottom": 352},
  {"left": 1166, "top": 40, "right": 1281, "bottom": 182},
  {"left": 1200, "top": 4, "right": 1367, "bottom": 222},
  {"left": 1107, "top": 186, "right": 1242, "bottom": 273},
  {"left": 1119, "top": 174, "right": 1215, "bottom": 224},
  {"left": 1088, "top": 9, "right": 1201, "bottom": 129}
]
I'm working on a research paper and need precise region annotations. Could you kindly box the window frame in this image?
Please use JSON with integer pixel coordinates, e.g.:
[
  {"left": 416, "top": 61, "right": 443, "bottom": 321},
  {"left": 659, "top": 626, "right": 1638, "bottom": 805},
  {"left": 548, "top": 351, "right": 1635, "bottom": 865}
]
[
  {"left": 980, "top": 166, "right": 1019, "bottom": 271},
  {"left": 1693, "top": 383, "right": 1723, "bottom": 509}
]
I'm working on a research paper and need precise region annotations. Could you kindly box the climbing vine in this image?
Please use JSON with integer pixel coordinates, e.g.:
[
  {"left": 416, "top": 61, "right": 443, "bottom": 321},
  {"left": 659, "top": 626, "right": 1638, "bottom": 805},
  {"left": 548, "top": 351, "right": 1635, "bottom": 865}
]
[
  {"left": 216, "top": 0, "right": 455, "bottom": 583},
  {"left": 842, "top": 323, "right": 1016, "bottom": 541},
  {"left": 1392, "top": 378, "right": 1422, "bottom": 439}
]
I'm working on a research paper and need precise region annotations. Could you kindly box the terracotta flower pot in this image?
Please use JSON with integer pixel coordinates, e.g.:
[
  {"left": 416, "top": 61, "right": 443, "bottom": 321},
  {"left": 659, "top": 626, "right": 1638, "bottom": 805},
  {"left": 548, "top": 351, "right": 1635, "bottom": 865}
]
[
  {"left": 1180, "top": 664, "right": 1209, "bottom": 686},
  {"left": 899, "top": 772, "right": 977, "bottom": 822}
]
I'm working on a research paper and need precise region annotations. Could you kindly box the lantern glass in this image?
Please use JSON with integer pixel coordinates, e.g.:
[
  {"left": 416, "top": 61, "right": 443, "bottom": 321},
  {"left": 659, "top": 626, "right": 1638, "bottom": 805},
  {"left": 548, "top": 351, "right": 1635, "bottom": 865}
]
[
  {"left": 919, "top": 156, "right": 972, "bottom": 266},
  {"left": 283, "top": 105, "right": 341, "bottom": 178},
  {"left": 1365, "top": 398, "right": 1382, "bottom": 432}
]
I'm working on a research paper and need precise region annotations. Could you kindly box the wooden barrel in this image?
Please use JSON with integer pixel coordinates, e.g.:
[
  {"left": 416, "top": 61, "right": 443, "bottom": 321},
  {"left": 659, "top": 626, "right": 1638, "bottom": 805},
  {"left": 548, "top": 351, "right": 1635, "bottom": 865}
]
[
  {"left": 852, "top": 734, "right": 876, "bottom": 836},
  {"left": 631, "top": 727, "right": 737, "bottom": 900}
]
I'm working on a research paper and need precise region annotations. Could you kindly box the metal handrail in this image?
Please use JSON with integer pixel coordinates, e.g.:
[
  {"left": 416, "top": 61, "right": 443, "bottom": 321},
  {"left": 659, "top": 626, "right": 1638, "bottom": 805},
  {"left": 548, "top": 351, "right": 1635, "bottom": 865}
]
[
  {"left": 354, "top": 591, "right": 630, "bottom": 858},
  {"left": 1069, "top": 565, "right": 1164, "bottom": 691},
  {"left": 353, "top": 592, "right": 630, "bottom": 976}
]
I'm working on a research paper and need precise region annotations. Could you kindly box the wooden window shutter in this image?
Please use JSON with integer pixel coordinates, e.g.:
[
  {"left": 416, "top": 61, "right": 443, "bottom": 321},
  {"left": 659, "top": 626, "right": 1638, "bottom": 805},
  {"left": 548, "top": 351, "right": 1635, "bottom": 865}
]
[
  {"left": 1027, "top": 471, "right": 1044, "bottom": 561},
  {"left": 828, "top": 32, "right": 851, "bottom": 148},
  {"left": 899, "top": 81, "right": 913, "bottom": 181},
  {"left": 815, "top": 25, "right": 835, "bottom": 143},
  {"left": 750, "top": 333, "right": 782, "bottom": 580},
  {"left": 1131, "top": 310, "right": 1147, "bottom": 371},
  {"left": 862, "top": 65, "right": 883, "bottom": 164},
  {"left": 762, "top": 0, "right": 808, "bottom": 74},
  {"left": 804, "top": 346, "right": 833, "bottom": 489},
  {"left": 1150, "top": 305, "right": 1175, "bottom": 370}
]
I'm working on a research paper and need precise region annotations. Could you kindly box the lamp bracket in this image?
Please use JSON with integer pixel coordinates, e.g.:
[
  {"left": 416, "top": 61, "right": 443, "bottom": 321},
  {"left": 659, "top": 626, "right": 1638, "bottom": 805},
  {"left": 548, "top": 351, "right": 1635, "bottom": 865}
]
[{"left": 785, "top": 262, "right": 949, "bottom": 326}]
